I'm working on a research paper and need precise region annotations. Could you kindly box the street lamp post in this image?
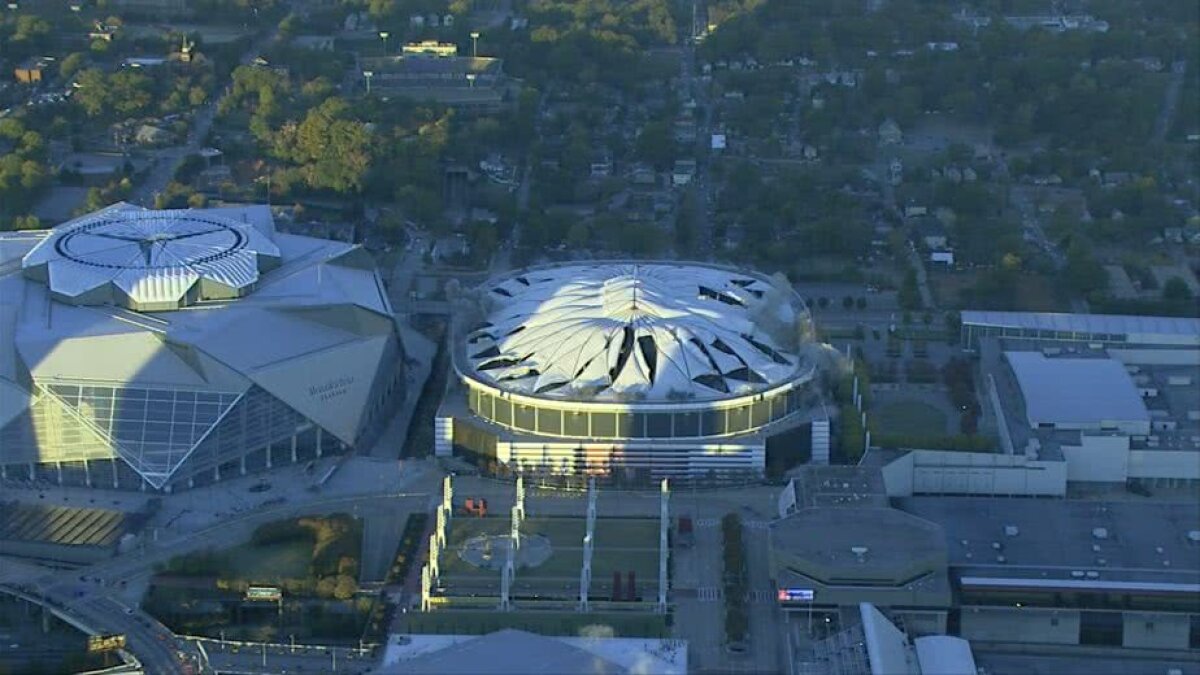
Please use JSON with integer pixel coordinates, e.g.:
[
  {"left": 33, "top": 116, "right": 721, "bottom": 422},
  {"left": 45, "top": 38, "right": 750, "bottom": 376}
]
[
  {"left": 466, "top": 73, "right": 476, "bottom": 89},
  {"left": 363, "top": 70, "right": 374, "bottom": 95},
  {"left": 470, "top": 31, "right": 481, "bottom": 58},
  {"left": 379, "top": 31, "right": 390, "bottom": 54}
]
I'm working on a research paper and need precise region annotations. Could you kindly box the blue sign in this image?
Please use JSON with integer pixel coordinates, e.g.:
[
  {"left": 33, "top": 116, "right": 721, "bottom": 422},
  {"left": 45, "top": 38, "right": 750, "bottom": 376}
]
[{"left": 777, "top": 588, "right": 814, "bottom": 602}]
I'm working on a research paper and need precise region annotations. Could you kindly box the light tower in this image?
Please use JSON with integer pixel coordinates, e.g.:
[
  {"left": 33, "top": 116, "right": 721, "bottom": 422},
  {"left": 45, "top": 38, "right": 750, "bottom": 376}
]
[
  {"left": 578, "top": 478, "right": 598, "bottom": 611},
  {"left": 657, "top": 478, "right": 670, "bottom": 613},
  {"left": 470, "top": 31, "right": 481, "bottom": 58},
  {"left": 362, "top": 70, "right": 373, "bottom": 94},
  {"left": 379, "top": 31, "right": 390, "bottom": 54}
]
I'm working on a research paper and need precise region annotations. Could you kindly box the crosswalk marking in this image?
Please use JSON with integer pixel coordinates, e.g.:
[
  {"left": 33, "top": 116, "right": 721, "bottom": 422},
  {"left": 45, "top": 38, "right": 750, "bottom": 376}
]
[
  {"left": 748, "top": 589, "right": 775, "bottom": 602},
  {"left": 697, "top": 587, "right": 721, "bottom": 601},
  {"left": 696, "top": 518, "right": 719, "bottom": 528},
  {"left": 745, "top": 520, "right": 770, "bottom": 530}
]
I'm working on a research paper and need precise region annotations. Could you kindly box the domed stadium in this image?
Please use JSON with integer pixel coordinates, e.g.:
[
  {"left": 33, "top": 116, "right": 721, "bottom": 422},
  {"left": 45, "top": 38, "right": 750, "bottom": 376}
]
[
  {"left": 0, "top": 204, "right": 409, "bottom": 491},
  {"left": 438, "top": 263, "right": 831, "bottom": 480}
]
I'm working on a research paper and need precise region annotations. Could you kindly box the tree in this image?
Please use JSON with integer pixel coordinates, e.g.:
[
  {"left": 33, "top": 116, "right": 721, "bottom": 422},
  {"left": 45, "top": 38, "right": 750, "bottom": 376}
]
[
  {"left": 635, "top": 121, "right": 675, "bottom": 170},
  {"left": 898, "top": 269, "right": 921, "bottom": 310},
  {"left": 59, "top": 52, "right": 87, "bottom": 80},
  {"left": 1063, "top": 238, "right": 1106, "bottom": 295},
  {"left": 1162, "top": 277, "right": 1193, "bottom": 301},
  {"left": 566, "top": 221, "right": 591, "bottom": 249},
  {"left": 274, "top": 98, "right": 372, "bottom": 193},
  {"left": 842, "top": 295, "right": 854, "bottom": 309},
  {"left": 332, "top": 575, "right": 358, "bottom": 600}
]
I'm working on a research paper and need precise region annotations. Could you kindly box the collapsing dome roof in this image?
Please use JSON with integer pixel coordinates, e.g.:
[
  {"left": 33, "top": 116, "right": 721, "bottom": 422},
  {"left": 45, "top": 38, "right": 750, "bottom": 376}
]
[
  {"left": 466, "top": 264, "right": 808, "bottom": 401},
  {"left": 22, "top": 207, "right": 280, "bottom": 310}
]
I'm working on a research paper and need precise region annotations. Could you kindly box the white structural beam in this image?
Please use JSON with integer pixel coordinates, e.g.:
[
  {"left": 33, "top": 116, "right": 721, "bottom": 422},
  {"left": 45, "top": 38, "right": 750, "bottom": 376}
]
[
  {"left": 658, "top": 478, "right": 669, "bottom": 613},
  {"left": 579, "top": 478, "right": 598, "bottom": 612},
  {"left": 500, "top": 548, "right": 514, "bottom": 611},
  {"left": 435, "top": 505, "right": 447, "bottom": 549},
  {"left": 428, "top": 532, "right": 440, "bottom": 581},
  {"left": 420, "top": 564, "right": 432, "bottom": 611},
  {"left": 515, "top": 474, "right": 526, "bottom": 521},
  {"left": 442, "top": 475, "right": 453, "bottom": 520}
]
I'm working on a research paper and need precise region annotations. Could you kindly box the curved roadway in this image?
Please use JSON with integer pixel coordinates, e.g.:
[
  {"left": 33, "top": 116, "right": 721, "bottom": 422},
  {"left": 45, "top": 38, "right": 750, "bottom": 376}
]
[{"left": 2, "top": 490, "right": 432, "bottom": 674}]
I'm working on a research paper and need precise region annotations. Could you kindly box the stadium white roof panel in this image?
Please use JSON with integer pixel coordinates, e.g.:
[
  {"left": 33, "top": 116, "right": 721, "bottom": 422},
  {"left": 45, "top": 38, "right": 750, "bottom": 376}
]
[
  {"left": 381, "top": 629, "right": 627, "bottom": 674},
  {"left": 468, "top": 264, "right": 804, "bottom": 401},
  {"left": 1005, "top": 351, "right": 1149, "bottom": 427},
  {"left": 914, "top": 636, "right": 976, "bottom": 675},
  {"left": 962, "top": 310, "right": 1200, "bottom": 339},
  {"left": 22, "top": 207, "right": 280, "bottom": 310}
]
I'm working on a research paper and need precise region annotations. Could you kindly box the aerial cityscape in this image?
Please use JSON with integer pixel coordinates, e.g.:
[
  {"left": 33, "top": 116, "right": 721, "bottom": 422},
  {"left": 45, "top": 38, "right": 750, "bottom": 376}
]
[{"left": 0, "top": 1, "right": 1197, "bottom": 674}]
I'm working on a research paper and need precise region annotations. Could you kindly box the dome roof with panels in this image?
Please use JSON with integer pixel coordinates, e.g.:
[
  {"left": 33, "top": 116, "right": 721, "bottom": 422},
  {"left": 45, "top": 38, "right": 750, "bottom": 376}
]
[
  {"left": 466, "top": 263, "right": 808, "bottom": 401},
  {"left": 0, "top": 204, "right": 406, "bottom": 490},
  {"left": 21, "top": 208, "right": 280, "bottom": 311}
]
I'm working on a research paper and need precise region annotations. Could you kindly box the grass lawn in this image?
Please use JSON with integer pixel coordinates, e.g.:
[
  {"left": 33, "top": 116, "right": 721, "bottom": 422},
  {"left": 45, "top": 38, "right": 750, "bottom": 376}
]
[
  {"left": 396, "top": 610, "right": 668, "bottom": 638},
  {"left": 440, "top": 517, "right": 660, "bottom": 595},
  {"left": 869, "top": 399, "right": 950, "bottom": 436},
  {"left": 222, "top": 541, "right": 311, "bottom": 580}
]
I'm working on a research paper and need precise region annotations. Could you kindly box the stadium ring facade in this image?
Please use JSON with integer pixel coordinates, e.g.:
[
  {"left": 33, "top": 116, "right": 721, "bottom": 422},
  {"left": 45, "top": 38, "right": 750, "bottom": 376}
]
[{"left": 438, "top": 262, "right": 831, "bottom": 480}]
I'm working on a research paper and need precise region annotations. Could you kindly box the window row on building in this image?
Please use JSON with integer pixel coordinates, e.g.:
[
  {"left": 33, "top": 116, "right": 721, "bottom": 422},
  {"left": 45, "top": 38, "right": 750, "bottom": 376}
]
[{"left": 465, "top": 379, "right": 819, "bottom": 440}]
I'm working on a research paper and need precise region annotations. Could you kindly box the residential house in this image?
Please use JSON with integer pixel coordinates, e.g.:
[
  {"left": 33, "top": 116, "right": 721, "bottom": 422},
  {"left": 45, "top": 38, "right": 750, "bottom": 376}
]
[
  {"left": 878, "top": 119, "right": 903, "bottom": 146},
  {"left": 14, "top": 57, "right": 53, "bottom": 84},
  {"left": 672, "top": 160, "right": 697, "bottom": 187}
]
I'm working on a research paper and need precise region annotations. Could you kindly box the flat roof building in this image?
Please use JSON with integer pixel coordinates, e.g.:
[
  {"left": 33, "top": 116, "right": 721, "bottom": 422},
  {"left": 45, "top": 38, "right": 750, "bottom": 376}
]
[
  {"left": 0, "top": 501, "right": 138, "bottom": 564},
  {"left": 1004, "top": 352, "right": 1150, "bottom": 435},
  {"left": 961, "top": 310, "right": 1200, "bottom": 350},
  {"left": 377, "top": 630, "right": 686, "bottom": 674}
]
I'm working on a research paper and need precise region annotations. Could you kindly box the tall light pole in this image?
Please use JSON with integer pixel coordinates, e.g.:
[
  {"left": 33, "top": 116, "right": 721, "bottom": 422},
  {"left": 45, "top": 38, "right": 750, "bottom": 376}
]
[
  {"left": 470, "top": 31, "right": 480, "bottom": 58},
  {"left": 363, "top": 70, "right": 373, "bottom": 95},
  {"left": 466, "top": 73, "right": 476, "bottom": 89},
  {"left": 379, "top": 31, "right": 390, "bottom": 55}
]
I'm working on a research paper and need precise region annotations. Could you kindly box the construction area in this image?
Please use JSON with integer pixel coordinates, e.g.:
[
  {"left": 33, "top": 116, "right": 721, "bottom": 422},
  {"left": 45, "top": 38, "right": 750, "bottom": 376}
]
[{"left": 399, "top": 477, "right": 674, "bottom": 636}]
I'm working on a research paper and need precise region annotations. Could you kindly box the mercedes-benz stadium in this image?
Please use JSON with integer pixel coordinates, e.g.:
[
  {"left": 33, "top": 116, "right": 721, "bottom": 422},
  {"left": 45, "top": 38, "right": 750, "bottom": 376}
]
[
  {"left": 437, "top": 262, "right": 832, "bottom": 479},
  {"left": 0, "top": 204, "right": 408, "bottom": 492}
]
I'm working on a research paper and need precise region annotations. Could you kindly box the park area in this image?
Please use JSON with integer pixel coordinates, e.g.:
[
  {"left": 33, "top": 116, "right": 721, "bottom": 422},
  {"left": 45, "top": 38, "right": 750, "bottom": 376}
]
[
  {"left": 435, "top": 516, "right": 663, "bottom": 605},
  {"left": 868, "top": 398, "right": 952, "bottom": 437},
  {"left": 142, "top": 514, "right": 383, "bottom": 643}
]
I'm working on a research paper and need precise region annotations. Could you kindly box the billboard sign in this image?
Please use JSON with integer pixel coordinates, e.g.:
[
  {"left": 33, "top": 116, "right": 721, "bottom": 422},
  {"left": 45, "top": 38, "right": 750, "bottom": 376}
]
[
  {"left": 777, "top": 588, "right": 814, "bottom": 602},
  {"left": 87, "top": 634, "right": 126, "bottom": 653},
  {"left": 245, "top": 586, "right": 282, "bottom": 602}
]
